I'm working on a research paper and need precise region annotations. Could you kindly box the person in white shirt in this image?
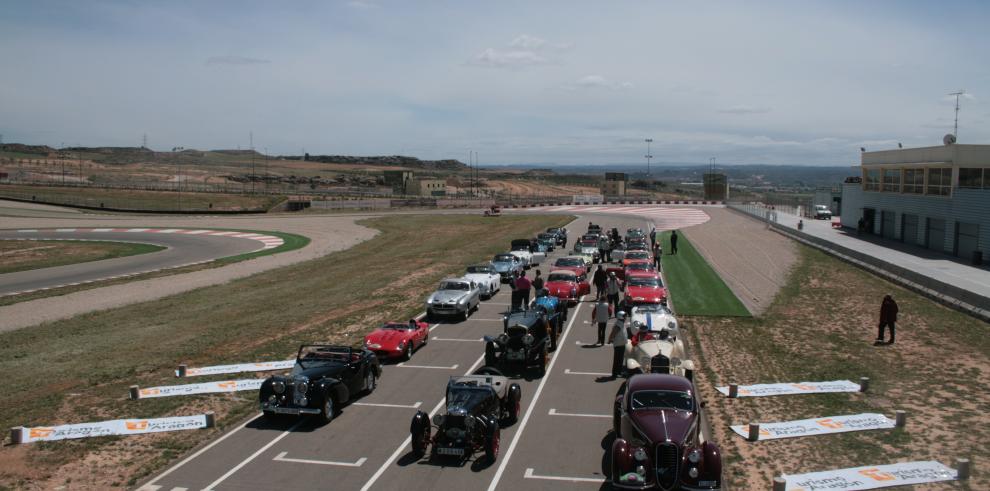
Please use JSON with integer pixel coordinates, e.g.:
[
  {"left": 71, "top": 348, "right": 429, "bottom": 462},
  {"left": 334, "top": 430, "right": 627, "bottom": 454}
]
[{"left": 607, "top": 311, "right": 628, "bottom": 378}]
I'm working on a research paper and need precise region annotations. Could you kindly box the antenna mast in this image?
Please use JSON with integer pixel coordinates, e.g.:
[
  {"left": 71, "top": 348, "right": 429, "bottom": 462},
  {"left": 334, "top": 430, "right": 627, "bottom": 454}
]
[{"left": 948, "top": 90, "right": 964, "bottom": 139}]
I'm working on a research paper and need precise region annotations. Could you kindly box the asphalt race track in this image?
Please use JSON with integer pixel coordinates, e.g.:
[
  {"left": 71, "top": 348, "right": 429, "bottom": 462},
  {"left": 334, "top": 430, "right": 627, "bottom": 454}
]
[
  {"left": 0, "top": 228, "right": 281, "bottom": 297},
  {"left": 139, "top": 209, "right": 717, "bottom": 491}
]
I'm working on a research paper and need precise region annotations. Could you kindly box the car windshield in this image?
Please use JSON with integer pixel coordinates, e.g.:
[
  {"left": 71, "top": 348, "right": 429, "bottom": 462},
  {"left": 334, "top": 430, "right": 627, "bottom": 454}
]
[
  {"left": 493, "top": 255, "right": 515, "bottom": 262},
  {"left": 548, "top": 273, "right": 575, "bottom": 282},
  {"left": 627, "top": 264, "right": 654, "bottom": 271},
  {"left": 634, "top": 304, "right": 668, "bottom": 314},
  {"left": 626, "top": 251, "right": 649, "bottom": 260},
  {"left": 297, "top": 346, "right": 350, "bottom": 368},
  {"left": 555, "top": 258, "right": 583, "bottom": 267},
  {"left": 440, "top": 281, "right": 469, "bottom": 291},
  {"left": 467, "top": 265, "right": 492, "bottom": 274},
  {"left": 447, "top": 387, "right": 491, "bottom": 409},
  {"left": 382, "top": 323, "right": 416, "bottom": 330},
  {"left": 628, "top": 277, "right": 661, "bottom": 287},
  {"left": 630, "top": 390, "right": 693, "bottom": 411}
]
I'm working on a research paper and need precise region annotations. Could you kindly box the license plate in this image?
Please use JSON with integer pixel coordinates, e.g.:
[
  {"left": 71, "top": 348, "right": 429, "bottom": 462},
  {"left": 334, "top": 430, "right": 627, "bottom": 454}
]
[{"left": 436, "top": 447, "right": 464, "bottom": 456}]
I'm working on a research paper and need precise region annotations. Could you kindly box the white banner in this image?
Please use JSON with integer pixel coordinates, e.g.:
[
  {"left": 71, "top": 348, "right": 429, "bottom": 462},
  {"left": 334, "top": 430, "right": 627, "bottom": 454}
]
[
  {"left": 177, "top": 360, "right": 294, "bottom": 377},
  {"left": 573, "top": 194, "right": 604, "bottom": 204},
  {"left": 716, "top": 380, "right": 861, "bottom": 397},
  {"left": 783, "top": 460, "right": 957, "bottom": 490},
  {"left": 17, "top": 415, "right": 207, "bottom": 443},
  {"left": 138, "top": 379, "right": 264, "bottom": 399},
  {"left": 730, "top": 413, "right": 895, "bottom": 441}
]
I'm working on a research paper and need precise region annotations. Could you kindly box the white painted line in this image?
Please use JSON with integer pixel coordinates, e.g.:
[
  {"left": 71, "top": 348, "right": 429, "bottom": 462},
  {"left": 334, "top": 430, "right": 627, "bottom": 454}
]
[
  {"left": 202, "top": 419, "right": 304, "bottom": 490},
  {"left": 486, "top": 295, "right": 586, "bottom": 491},
  {"left": 16, "top": 229, "right": 38, "bottom": 232},
  {"left": 170, "top": 488, "right": 188, "bottom": 491},
  {"left": 396, "top": 363, "right": 459, "bottom": 370},
  {"left": 91, "top": 228, "right": 113, "bottom": 232},
  {"left": 55, "top": 228, "right": 76, "bottom": 232},
  {"left": 207, "top": 231, "right": 239, "bottom": 236},
  {"left": 431, "top": 337, "right": 484, "bottom": 342},
  {"left": 548, "top": 408, "right": 610, "bottom": 419},
  {"left": 472, "top": 318, "right": 506, "bottom": 322},
  {"left": 352, "top": 401, "right": 423, "bottom": 409},
  {"left": 127, "top": 228, "right": 150, "bottom": 232},
  {"left": 523, "top": 468, "right": 606, "bottom": 483},
  {"left": 136, "top": 485, "right": 162, "bottom": 491},
  {"left": 427, "top": 323, "right": 442, "bottom": 332},
  {"left": 564, "top": 369, "right": 611, "bottom": 376},
  {"left": 157, "top": 229, "right": 181, "bottom": 233},
  {"left": 273, "top": 451, "right": 367, "bottom": 467},
  {"left": 183, "top": 230, "right": 212, "bottom": 234}
]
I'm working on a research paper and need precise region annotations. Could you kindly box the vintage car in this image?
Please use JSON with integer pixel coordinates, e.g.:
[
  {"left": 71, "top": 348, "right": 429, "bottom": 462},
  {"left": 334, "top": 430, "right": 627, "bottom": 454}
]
[
  {"left": 575, "top": 240, "right": 602, "bottom": 263},
  {"left": 531, "top": 238, "right": 551, "bottom": 255},
  {"left": 813, "top": 204, "right": 832, "bottom": 220},
  {"left": 552, "top": 255, "right": 590, "bottom": 275},
  {"left": 410, "top": 368, "right": 521, "bottom": 462},
  {"left": 426, "top": 278, "right": 482, "bottom": 321},
  {"left": 465, "top": 263, "right": 501, "bottom": 299},
  {"left": 624, "top": 305, "right": 693, "bottom": 377},
  {"left": 546, "top": 227, "right": 567, "bottom": 245},
  {"left": 624, "top": 272, "right": 667, "bottom": 306},
  {"left": 612, "top": 374, "right": 722, "bottom": 490},
  {"left": 484, "top": 205, "right": 501, "bottom": 217},
  {"left": 484, "top": 308, "right": 556, "bottom": 375},
  {"left": 259, "top": 345, "right": 380, "bottom": 423},
  {"left": 536, "top": 233, "right": 557, "bottom": 252},
  {"left": 588, "top": 223, "right": 603, "bottom": 235},
  {"left": 607, "top": 264, "right": 626, "bottom": 280},
  {"left": 532, "top": 289, "right": 568, "bottom": 331},
  {"left": 491, "top": 253, "right": 524, "bottom": 282},
  {"left": 622, "top": 250, "right": 653, "bottom": 267},
  {"left": 509, "top": 239, "right": 535, "bottom": 268},
  {"left": 364, "top": 321, "right": 430, "bottom": 360},
  {"left": 627, "top": 237, "right": 650, "bottom": 251},
  {"left": 625, "top": 261, "right": 658, "bottom": 276},
  {"left": 544, "top": 269, "right": 590, "bottom": 305}
]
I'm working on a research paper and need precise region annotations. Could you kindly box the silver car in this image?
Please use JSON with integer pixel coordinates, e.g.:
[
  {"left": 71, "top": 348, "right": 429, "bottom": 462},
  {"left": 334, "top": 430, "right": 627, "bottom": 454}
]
[{"left": 426, "top": 277, "right": 482, "bottom": 321}]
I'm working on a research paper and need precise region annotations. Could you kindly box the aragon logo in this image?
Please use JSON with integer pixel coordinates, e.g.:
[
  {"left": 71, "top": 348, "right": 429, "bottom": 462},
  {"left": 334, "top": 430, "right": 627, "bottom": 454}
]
[
  {"left": 125, "top": 420, "right": 149, "bottom": 431},
  {"left": 859, "top": 468, "right": 896, "bottom": 481},
  {"left": 816, "top": 418, "right": 844, "bottom": 429},
  {"left": 140, "top": 388, "right": 160, "bottom": 396},
  {"left": 791, "top": 384, "right": 815, "bottom": 391},
  {"left": 217, "top": 381, "right": 237, "bottom": 389},
  {"left": 29, "top": 427, "right": 54, "bottom": 438}
]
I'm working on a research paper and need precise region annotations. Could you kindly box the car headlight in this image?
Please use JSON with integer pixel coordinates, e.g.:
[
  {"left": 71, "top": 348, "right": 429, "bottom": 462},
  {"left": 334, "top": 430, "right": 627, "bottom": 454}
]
[
  {"left": 634, "top": 448, "right": 648, "bottom": 461},
  {"left": 497, "top": 334, "right": 509, "bottom": 345},
  {"left": 295, "top": 381, "right": 308, "bottom": 394},
  {"left": 299, "top": 396, "right": 309, "bottom": 406},
  {"left": 633, "top": 296, "right": 645, "bottom": 301},
  {"left": 522, "top": 334, "right": 534, "bottom": 345},
  {"left": 688, "top": 449, "right": 701, "bottom": 464},
  {"left": 636, "top": 465, "right": 646, "bottom": 476},
  {"left": 426, "top": 298, "right": 434, "bottom": 304},
  {"left": 688, "top": 467, "right": 699, "bottom": 478},
  {"left": 668, "top": 321, "right": 676, "bottom": 329},
  {"left": 268, "top": 395, "right": 277, "bottom": 403},
  {"left": 272, "top": 380, "right": 285, "bottom": 394},
  {"left": 398, "top": 341, "right": 405, "bottom": 349},
  {"left": 432, "top": 414, "right": 445, "bottom": 426},
  {"left": 464, "top": 415, "right": 475, "bottom": 429}
]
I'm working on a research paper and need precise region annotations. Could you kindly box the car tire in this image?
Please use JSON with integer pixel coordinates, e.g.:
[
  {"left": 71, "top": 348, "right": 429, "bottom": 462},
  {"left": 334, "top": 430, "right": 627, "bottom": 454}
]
[
  {"left": 485, "top": 424, "right": 501, "bottom": 463},
  {"left": 364, "top": 369, "right": 377, "bottom": 394},
  {"left": 537, "top": 345, "right": 548, "bottom": 376},
  {"left": 410, "top": 414, "right": 431, "bottom": 459},
  {"left": 318, "top": 395, "right": 335, "bottom": 425},
  {"left": 461, "top": 309, "right": 469, "bottom": 322},
  {"left": 505, "top": 384, "right": 521, "bottom": 424},
  {"left": 403, "top": 343, "right": 413, "bottom": 361}
]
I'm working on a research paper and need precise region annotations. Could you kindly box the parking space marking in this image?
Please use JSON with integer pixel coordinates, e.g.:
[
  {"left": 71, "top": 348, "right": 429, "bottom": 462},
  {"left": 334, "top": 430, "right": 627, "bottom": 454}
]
[
  {"left": 523, "top": 468, "right": 606, "bottom": 483},
  {"left": 272, "top": 452, "right": 367, "bottom": 467},
  {"left": 471, "top": 318, "right": 506, "bottom": 322},
  {"left": 202, "top": 419, "right": 305, "bottom": 490},
  {"left": 431, "top": 337, "right": 484, "bottom": 342},
  {"left": 564, "top": 368, "right": 611, "bottom": 376},
  {"left": 396, "top": 362, "right": 459, "bottom": 370},
  {"left": 548, "top": 408, "right": 610, "bottom": 418},
  {"left": 352, "top": 401, "right": 423, "bottom": 409}
]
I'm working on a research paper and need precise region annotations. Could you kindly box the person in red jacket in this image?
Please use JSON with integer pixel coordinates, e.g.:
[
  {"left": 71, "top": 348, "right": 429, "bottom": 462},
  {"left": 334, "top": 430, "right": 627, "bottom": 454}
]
[
  {"left": 875, "top": 294, "right": 898, "bottom": 345},
  {"left": 514, "top": 271, "right": 532, "bottom": 309}
]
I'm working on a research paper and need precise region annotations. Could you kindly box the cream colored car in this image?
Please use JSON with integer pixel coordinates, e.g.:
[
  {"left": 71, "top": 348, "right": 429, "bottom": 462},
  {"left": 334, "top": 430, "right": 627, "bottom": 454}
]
[{"left": 623, "top": 304, "right": 695, "bottom": 378}]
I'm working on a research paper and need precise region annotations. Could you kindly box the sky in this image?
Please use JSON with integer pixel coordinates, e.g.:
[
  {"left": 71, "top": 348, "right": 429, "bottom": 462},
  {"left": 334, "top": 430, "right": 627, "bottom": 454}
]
[{"left": 1, "top": 0, "right": 988, "bottom": 166}]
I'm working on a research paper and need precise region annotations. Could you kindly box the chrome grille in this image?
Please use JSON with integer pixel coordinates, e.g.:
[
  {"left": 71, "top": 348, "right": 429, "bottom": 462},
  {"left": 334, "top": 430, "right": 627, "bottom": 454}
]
[{"left": 655, "top": 442, "right": 679, "bottom": 490}]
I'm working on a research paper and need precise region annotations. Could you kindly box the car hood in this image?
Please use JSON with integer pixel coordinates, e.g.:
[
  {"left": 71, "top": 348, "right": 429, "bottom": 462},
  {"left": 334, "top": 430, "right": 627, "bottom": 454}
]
[
  {"left": 464, "top": 273, "right": 492, "bottom": 283},
  {"left": 365, "top": 329, "right": 411, "bottom": 348},
  {"left": 631, "top": 311, "right": 678, "bottom": 331},
  {"left": 545, "top": 280, "right": 577, "bottom": 293},
  {"left": 280, "top": 363, "right": 347, "bottom": 381},
  {"left": 634, "top": 339, "right": 675, "bottom": 358},
  {"left": 492, "top": 262, "right": 513, "bottom": 272},
  {"left": 629, "top": 408, "right": 696, "bottom": 444},
  {"left": 431, "top": 290, "right": 469, "bottom": 303},
  {"left": 626, "top": 286, "right": 666, "bottom": 301}
]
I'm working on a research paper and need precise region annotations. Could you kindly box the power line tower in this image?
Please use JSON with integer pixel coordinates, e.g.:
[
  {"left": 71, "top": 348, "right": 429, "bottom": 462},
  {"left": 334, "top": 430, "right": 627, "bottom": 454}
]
[
  {"left": 948, "top": 90, "right": 965, "bottom": 139},
  {"left": 142, "top": 133, "right": 148, "bottom": 148},
  {"left": 250, "top": 131, "right": 255, "bottom": 193}
]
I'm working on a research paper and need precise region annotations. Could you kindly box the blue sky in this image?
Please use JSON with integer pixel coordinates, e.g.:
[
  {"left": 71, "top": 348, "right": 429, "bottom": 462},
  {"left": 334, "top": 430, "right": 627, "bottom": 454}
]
[{"left": 1, "top": 0, "right": 988, "bottom": 166}]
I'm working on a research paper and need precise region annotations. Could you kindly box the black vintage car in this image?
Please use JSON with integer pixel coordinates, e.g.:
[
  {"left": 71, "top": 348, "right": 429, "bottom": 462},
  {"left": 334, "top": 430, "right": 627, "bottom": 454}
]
[
  {"left": 259, "top": 345, "right": 380, "bottom": 423},
  {"left": 484, "top": 308, "right": 556, "bottom": 375},
  {"left": 410, "top": 368, "right": 521, "bottom": 463},
  {"left": 546, "top": 227, "right": 567, "bottom": 245}
]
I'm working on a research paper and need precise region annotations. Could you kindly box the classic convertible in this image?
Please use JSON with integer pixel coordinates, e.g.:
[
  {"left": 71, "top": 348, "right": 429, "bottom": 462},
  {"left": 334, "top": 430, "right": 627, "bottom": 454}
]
[
  {"left": 623, "top": 271, "right": 667, "bottom": 306},
  {"left": 544, "top": 269, "right": 590, "bottom": 305},
  {"left": 509, "top": 239, "right": 535, "bottom": 269},
  {"left": 612, "top": 374, "right": 722, "bottom": 490},
  {"left": 491, "top": 253, "right": 524, "bottom": 282},
  {"left": 426, "top": 278, "right": 482, "bottom": 321},
  {"left": 259, "top": 345, "right": 380, "bottom": 423},
  {"left": 464, "top": 263, "right": 501, "bottom": 299},
  {"left": 410, "top": 368, "right": 521, "bottom": 463},
  {"left": 623, "top": 305, "right": 693, "bottom": 378},
  {"left": 364, "top": 320, "right": 430, "bottom": 360},
  {"left": 552, "top": 255, "right": 591, "bottom": 275},
  {"left": 546, "top": 227, "right": 567, "bottom": 245},
  {"left": 484, "top": 308, "right": 556, "bottom": 375}
]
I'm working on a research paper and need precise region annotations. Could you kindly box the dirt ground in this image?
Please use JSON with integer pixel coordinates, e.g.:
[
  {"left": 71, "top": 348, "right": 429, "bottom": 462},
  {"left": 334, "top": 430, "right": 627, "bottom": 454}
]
[{"left": 681, "top": 207, "right": 798, "bottom": 315}]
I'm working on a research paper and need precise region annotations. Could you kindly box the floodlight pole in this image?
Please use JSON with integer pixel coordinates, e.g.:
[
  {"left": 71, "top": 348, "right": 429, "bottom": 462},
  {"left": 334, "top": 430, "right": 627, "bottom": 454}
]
[
  {"left": 645, "top": 138, "right": 653, "bottom": 177},
  {"left": 949, "top": 90, "right": 964, "bottom": 139}
]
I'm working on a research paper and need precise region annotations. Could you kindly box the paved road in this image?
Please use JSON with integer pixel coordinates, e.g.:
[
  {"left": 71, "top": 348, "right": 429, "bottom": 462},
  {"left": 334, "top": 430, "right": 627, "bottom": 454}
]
[
  {"left": 0, "top": 228, "right": 276, "bottom": 297},
  {"left": 139, "top": 210, "right": 719, "bottom": 491}
]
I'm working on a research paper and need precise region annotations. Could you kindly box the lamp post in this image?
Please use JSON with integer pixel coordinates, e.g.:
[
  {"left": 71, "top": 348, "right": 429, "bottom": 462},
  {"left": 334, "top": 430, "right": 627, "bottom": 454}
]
[{"left": 644, "top": 138, "right": 653, "bottom": 177}]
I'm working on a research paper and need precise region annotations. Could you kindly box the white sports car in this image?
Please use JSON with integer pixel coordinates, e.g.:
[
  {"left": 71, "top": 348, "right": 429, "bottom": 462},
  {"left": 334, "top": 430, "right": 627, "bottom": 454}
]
[
  {"left": 464, "top": 263, "right": 501, "bottom": 299},
  {"left": 623, "top": 304, "right": 694, "bottom": 378},
  {"left": 509, "top": 239, "right": 535, "bottom": 268}
]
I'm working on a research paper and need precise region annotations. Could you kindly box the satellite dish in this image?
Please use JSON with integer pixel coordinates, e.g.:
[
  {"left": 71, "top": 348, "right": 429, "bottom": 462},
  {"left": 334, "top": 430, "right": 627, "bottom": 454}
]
[{"left": 943, "top": 134, "right": 957, "bottom": 145}]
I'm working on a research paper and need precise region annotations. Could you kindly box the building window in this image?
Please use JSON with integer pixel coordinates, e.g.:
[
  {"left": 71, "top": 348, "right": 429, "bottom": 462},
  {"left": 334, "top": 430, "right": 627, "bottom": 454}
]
[
  {"left": 882, "top": 169, "right": 900, "bottom": 192},
  {"left": 903, "top": 169, "right": 924, "bottom": 194},
  {"left": 926, "top": 167, "right": 952, "bottom": 196},
  {"left": 864, "top": 168, "right": 880, "bottom": 191},
  {"left": 959, "top": 168, "right": 985, "bottom": 189}
]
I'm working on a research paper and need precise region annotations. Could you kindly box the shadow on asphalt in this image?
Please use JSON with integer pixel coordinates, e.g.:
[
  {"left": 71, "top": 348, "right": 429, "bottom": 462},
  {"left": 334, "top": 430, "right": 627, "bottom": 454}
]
[{"left": 397, "top": 451, "right": 495, "bottom": 472}]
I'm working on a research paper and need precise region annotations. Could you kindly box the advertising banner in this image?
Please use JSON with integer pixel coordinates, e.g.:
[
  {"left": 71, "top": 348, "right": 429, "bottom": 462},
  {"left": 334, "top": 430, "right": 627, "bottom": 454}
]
[
  {"left": 782, "top": 460, "right": 957, "bottom": 490},
  {"left": 730, "top": 413, "right": 895, "bottom": 441},
  {"left": 17, "top": 414, "right": 207, "bottom": 443},
  {"left": 716, "top": 380, "right": 861, "bottom": 397},
  {"left": 138, "top": 379, "right": 264, "bottom": 399},
  {"left": 176, "top": 360, "right": 294, "bottom": 377}
]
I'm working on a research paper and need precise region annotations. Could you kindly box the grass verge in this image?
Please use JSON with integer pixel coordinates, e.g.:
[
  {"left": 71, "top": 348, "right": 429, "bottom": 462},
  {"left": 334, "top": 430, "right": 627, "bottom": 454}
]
[
  {"left": 688, "top": 244, "right": 988, "bottom": 490},
  {"left": 0, "top": 214, "right": 572, "bottom": 489},
  {"left": 0, "top": 184, "right": 283, "bottom": 212},
  {"left": 659, "top": 231, "right": 750, "bottom": 316},
  {"left": 0, "top": 240, "right": 165, "bottom": 274}
]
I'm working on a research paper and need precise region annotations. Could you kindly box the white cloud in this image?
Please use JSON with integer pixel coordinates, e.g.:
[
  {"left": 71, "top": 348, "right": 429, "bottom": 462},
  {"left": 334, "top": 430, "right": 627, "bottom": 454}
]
[
  {"left": 563, "top": 75, "right": 634, "bottom": 90},
  {"left": 205, "top": 55, "right": 271, "bottom": 65},
  {"left": 471, "top": 48, "right": 548, "bottom": 67},
  {"left": 509, "top": 34, "right": 546, "bottom": 50},
  {"left": 718, "top": 105, "right": 772, "bottom": 115}
]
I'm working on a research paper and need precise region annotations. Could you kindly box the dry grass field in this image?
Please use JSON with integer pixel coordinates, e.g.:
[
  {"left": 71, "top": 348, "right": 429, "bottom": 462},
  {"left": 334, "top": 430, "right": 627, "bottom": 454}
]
[{"left": 0, "top": 240, "right": 165, "bottom": 274}]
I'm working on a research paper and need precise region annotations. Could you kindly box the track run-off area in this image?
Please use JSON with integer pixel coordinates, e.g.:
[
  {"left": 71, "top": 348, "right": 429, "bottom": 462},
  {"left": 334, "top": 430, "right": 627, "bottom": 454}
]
[{"left": 140, "top": 209, "right": 715, "bottom": 491}]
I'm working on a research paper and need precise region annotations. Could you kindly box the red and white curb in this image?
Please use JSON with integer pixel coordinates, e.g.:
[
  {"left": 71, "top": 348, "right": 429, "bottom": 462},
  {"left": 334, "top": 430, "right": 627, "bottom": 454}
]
[
  {"left": 14, "top": 228, "right": 284, "bottom": 251},
  {"left": 519, "top": 205, "right": 712, "bottom": 231}
]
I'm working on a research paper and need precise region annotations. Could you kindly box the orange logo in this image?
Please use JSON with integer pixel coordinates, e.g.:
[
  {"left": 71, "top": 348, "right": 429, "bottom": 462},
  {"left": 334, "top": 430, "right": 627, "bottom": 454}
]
[
  {"left": 738, "top": 389, "right": 752, "bottom": 395},
  {"left": 759, "top": 429, "right": 770, "bottom": 436},
  {"left": 140, "top": 388, "right": 160, "bottom": 396},
  {"left": 125, "top": 420, "right": 149, "bottom": 431},
  {"left": 217, "top": 381, "right": 236, "bottom": 389},
  {"left": 859, "top": 468, "right": 896, "bottom": 481},
  {"left": 817, "top": 418, "right": 844, "bottom": 429},
  {"left": 791, "top": 384, "right": 815, "bottom": 391},
  {"left": 29, "top": 427, "right": 54, "bottom": 438}
]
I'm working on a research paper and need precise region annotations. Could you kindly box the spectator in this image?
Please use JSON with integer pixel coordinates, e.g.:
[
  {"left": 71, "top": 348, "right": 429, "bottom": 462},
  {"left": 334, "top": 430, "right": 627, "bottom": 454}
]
[
  {"left": 531, "top": 270, "right": 544, "bottom": 292},
  {"left": 593, "top": 265, "right": 607, "bottom": 300},
  {"left": 649, "top": 227, "right": 657, "bottom": 248},
  {"left": 606, "top": 271, "right": 621, "bottom": 307},
  {"left": 653, "top": 242, "right": 662, "bottom": 269},
  {"left": 514, "top": 271, "right": 532, "bottom": 309},
  {"left": 591, "top": 298, "right": 613, "bottom": 345},
  {"left": 409, "top": 318, "right": 418, "bottom": 329},
  {"left": 875, "top": 294, "right": 898, "bottom": 345},
  {"left": 607, "top": 311, "right": 628, "bottom": 378},
  {"left": 670, "top": 230, "right": 679, "bottom": 255}
]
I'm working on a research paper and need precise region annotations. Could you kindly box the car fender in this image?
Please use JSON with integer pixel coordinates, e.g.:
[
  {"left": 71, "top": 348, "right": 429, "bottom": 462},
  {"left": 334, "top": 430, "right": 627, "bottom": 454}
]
[
  {"left": 411, "top": 410, "right": 430, "bottom": 434},
  {"left": 320, "top": 378, "right": 349, "bottom": 404}
]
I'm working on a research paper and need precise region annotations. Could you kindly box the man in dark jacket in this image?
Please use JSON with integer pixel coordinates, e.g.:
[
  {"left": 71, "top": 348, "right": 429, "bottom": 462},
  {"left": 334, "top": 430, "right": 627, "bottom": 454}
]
[
  {"left": 670, "top": 230, "right": 679, "bottom": 255},
  {"left": 531, "top": 270, "right": 544, "bottom": 292},
  {"left": 593, "top": 265, "right": 607, "bottom": 300},
  {"left": 875, "top": 294, "right": 898, "bottom": 345}
]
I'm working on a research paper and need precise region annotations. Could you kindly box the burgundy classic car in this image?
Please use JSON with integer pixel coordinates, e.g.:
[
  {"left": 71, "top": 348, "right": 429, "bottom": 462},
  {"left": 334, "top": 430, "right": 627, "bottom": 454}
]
[{"left": 612, "top": 374, "right": 722, "bottom": 490}]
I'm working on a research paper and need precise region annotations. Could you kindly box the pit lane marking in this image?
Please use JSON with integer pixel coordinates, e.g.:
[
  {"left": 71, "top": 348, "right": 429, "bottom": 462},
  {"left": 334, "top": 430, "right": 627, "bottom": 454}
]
[
  {"left": 523, "top": 468, "right": 606, "bottom": 483},
  {"left": 564, "top": 369, "right": 611, "bottom": 376},
  {"left": 272, "top": 451, "right": 367, "bottom": 467},
  {"left": 396, "top": 362, "right": 459, "bottom": 370},
  {"left": 548, "top": 408, "right": 610, "bottom": 418},
  {"left": 471, "top": 318, "right": 507, "bottom": 322},
  {"left": 431, "top": 337, "right": 484, "bottom": 342},
  {"left": 352, "top": 401, "right": 423, "bottom": 409},
  {"left": 202, "top": 419, "right": 305, "bottom": 490}
]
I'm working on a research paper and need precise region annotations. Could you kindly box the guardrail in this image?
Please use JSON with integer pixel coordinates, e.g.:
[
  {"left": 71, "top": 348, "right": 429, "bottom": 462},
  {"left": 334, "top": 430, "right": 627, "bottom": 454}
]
[{"left": 727, "top": 203, "right": 990, "bottom": 322}]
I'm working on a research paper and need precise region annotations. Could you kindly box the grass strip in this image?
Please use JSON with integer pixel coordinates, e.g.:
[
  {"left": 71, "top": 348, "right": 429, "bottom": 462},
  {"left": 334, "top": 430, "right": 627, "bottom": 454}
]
[
  {"left": 0, "top": 240, "right": 165, "bottom": 274},
  {"left": 659, "top": 231, "right": 750, "bottom": 317}
]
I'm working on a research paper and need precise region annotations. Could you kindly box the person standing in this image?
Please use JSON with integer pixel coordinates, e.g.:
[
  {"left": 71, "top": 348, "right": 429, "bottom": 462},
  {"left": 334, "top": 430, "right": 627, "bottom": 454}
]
[
  {"left": 875, "top": 294, "right": 898, "bottom": 345},
  {"left": 515, "top": 271, "right": 532, "bottom": 309},
  {"left": 607, "top": 311, "right": 628, "bottom": 378},
  {"left": 606, "top": 271, "right": 621, "bottom": 307},
  {"left": 670, "top": 230, "right": 679, "bottom": 255},
  {"left": 531, "top": 270, "right": 544, "bottom": 292},
  {"left": 649, "top": 227, "right": 657, "bottom": 248},
  {"left": 653, "top": 242, "right": 662, "bottom": 269},
  {"left": 561, "top": 233, "right": 568, "bottom": 249},
  {"left": 593, "top": 265, "right": 607, "bottom": 300},
  {"left": 592, "top": 298, "right": 613, "bottom": 345}
]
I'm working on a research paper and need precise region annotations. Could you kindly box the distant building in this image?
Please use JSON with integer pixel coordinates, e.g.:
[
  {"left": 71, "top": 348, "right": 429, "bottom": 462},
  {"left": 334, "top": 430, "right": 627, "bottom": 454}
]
[
  {"left": 841, "top": 143, "right": 990, "bottom": 263},
  {"left": 383, "top": 170, "right": 414, "bottom": 194},
  {"left": 702, "top": 173, "right": 729, "bottom": 201},
  {"left": 603, "top": 172, "right": 627, "bottom": 196},
  {"left": 408, "top": 178, "right": 446, "bottom": 197},
  {"left": 813, "top": 186, "right": 842, "bottom": 215}
]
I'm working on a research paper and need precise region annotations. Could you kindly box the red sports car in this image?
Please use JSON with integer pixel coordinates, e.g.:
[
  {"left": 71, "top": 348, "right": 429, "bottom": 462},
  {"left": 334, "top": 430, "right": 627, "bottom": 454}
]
[
  {"left": 364, "top": 321, "right": 429, "bottom": 360},
  {"left": 623, "top": 271, "right": 667, "bottom": 305},
  {"left": 552, "top": 256, "right": 590, "bottom": 275},
  {"left": 622, "top": 250, "right": 653, "bottom": 267},
  {"left": 544, "top": 269, "right": 590, "bottom": 305}
]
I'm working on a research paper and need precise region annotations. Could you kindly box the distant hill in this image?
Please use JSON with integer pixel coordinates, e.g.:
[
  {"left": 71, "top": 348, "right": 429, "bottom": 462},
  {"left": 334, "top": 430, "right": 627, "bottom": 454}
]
[
  {"left": 282, "top": 154, "right": 467, "bottom": 170},
  {"left": 0, "top": 143, "right": 56, "bottom": 155}
]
